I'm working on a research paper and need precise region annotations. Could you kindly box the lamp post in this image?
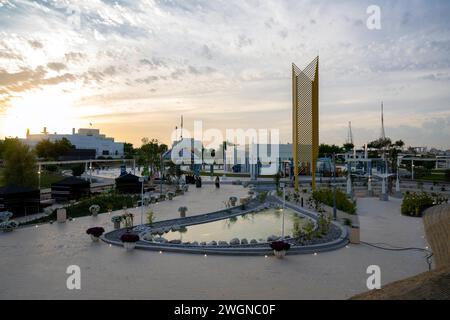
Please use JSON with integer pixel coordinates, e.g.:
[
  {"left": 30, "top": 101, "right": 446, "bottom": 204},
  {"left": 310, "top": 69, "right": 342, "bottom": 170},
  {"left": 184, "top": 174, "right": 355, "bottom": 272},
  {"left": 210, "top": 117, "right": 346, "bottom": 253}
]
[
  {"left": 332, "top": 153, "right": 337, "bottom": 220},
  {"left": 396, "top": 157, "right": 401, "bottom": 194},
  {"left": 38, "top": 164, "right": 42, "bottom": 190},
  {"left": 280, "top": 182, "right": 286, "bottom": 238},
  {"left": 89, "top": 161, "right": 93, "bottom": 184},
  {"left": 160, "top": 153, "right": 163, "bottom": 194},
  {"left": 139, "top": 177, "right": 144, "bottom": 225}
]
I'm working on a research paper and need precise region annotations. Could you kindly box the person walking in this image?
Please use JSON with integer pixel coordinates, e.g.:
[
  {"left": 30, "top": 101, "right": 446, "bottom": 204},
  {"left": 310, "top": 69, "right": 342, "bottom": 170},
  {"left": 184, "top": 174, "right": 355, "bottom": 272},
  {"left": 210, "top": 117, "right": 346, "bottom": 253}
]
[{"left": 215, "top": 175, "right": 220, "bottom": 188}]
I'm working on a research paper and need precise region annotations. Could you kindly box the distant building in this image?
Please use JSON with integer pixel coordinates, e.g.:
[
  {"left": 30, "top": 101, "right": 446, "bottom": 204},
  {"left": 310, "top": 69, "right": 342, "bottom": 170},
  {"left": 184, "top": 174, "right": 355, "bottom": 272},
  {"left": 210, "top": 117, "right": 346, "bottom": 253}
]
[{"left": 22, "top": 127, "right": 124, "bottom": 159}]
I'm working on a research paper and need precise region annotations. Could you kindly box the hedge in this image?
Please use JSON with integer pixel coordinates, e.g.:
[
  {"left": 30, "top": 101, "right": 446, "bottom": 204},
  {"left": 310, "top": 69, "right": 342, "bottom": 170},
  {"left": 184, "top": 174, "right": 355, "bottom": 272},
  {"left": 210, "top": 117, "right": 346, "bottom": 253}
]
[
  {"left": 312, "top": 188, "right": 357, "bottom": 215},
  {"left": 401, "top": 192, "right": 448, "bottom": 217}
]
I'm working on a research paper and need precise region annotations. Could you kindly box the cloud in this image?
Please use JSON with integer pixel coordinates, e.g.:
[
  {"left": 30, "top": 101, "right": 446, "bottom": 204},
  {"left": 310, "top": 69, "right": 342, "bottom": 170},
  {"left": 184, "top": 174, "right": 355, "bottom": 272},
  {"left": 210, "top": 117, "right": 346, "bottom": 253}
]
[
  {"left": 0, "top": 0, "right": 449, "bottom": 148},
  {"left": 28, "top": 40, "right": 43, "bottom": 49},
  {"left": 47, "top": 62, "right": 66, "bottom": 72}
]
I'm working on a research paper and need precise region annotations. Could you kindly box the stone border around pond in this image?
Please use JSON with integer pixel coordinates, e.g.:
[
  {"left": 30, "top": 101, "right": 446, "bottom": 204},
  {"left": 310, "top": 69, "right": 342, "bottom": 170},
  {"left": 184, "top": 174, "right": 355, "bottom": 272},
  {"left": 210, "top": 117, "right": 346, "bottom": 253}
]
[{"left": 102, "top": 193, "right": 349, "bottom": 255}]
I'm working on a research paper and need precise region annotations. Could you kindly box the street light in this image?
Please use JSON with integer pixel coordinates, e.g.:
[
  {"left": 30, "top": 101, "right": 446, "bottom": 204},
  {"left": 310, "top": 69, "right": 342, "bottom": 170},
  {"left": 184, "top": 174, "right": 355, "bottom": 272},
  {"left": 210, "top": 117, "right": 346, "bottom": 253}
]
[
  {"left": 280, "top": 182, "right": 286, "bottom": 238},
  {"left": 37, "top": 164, "right": 42, "bottom": 190},
  {"left": 332, "top": 153, "right": 337, "bottom": 220},
  {"left": 139, "top": 177, "right": 145, "bottom": 225}
]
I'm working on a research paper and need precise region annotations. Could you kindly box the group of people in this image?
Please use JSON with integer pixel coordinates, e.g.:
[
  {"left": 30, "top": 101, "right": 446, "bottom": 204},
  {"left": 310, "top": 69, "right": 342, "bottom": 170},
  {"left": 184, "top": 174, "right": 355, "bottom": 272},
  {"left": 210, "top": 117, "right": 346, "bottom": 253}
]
[{"left": 181, "top": 173, "right": 221, "bottom": 189}]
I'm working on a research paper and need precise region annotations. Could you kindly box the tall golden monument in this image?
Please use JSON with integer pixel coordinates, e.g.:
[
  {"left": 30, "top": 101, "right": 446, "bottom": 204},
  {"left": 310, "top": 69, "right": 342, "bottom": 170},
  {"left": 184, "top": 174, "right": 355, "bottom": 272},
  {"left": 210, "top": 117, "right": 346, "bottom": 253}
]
[{"left": 292, "top": 56, "right": 319, "bottom": 191}]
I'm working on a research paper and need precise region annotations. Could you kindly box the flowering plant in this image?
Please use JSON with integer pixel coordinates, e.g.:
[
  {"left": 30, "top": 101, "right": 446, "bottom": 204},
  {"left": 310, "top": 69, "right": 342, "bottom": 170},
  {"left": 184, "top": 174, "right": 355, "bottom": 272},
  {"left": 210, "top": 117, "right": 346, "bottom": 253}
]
[
  {"left": 122, "top": 212, "right": 134, "bottom": 228},
  {"left": 86, "top": 227, "right": 105, "bottom": 238},
  {"left": 89, "top": 205, "right": 101, "bottom": 216},
  {"left": 120, "top": 233, "right": 140, "bottom": 243},
  {"left": 270, "top": 240, "right": 291, "bottom": 252}
]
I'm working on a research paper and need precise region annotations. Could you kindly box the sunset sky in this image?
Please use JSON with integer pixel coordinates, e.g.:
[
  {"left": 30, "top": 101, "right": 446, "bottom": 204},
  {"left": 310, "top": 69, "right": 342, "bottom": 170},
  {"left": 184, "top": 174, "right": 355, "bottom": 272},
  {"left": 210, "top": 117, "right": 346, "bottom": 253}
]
[{"left": 0, "top": 0, "right": 449, "bottom": 149}]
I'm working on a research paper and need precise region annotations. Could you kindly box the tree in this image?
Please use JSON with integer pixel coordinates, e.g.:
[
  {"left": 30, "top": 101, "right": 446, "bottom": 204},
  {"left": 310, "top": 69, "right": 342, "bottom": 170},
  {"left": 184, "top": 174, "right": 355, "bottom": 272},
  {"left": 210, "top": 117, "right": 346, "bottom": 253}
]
[
  {"left": 2, "top": 138, "right": 38, "bottom": 187},
  {"left": 342, "top": 143, "right": 354, "bottom": 153},
  {"left": 71, "top": 164, "right": 85, "bottom": 177},
  {"left": 0, "top": 139, "right": 4, "bottom": 159},
  {"left": 394, "top": 140, "right": 404, "bottom": 149},
  {"left": 367, "top": 137, "right": 392, "bottom": 150},
  {"left": 35, "top": 138, "right": 74, "bottom": 160},
  {"left": 319, "top": 144, "right": 343, "bottom": 158},
  {"left": 137, "top": 138, "right": 168, "bottom": 177},
  {"left": 124, "top": 142, "right": 134, "bottom": 159}
]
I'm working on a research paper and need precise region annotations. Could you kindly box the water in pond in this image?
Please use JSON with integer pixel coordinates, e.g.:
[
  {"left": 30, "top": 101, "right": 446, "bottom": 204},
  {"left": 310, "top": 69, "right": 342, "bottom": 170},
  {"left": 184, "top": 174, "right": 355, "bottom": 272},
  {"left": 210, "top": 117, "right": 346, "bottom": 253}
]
[{"left": 164, "top": 208, "right": 308, "bottom": 243}]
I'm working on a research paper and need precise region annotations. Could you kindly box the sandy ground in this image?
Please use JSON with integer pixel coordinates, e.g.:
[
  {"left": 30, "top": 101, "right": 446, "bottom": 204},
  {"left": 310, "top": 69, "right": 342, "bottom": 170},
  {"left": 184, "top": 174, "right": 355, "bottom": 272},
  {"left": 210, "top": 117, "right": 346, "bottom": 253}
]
[{"left": 0, "top": 187, "right": 429, "bottom": 300}]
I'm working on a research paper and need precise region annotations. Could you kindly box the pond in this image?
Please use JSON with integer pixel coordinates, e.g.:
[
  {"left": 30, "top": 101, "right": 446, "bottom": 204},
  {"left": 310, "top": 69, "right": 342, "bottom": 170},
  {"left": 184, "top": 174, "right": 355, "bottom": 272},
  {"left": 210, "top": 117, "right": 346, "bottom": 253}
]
[{"left": 164, "top": 208, "right": 309, "bottom": 243}]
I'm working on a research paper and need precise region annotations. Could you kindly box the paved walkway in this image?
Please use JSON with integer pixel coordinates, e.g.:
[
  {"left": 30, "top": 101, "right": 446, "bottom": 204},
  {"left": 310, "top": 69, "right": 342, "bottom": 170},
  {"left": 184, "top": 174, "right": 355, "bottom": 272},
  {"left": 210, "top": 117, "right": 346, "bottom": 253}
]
[{"left": 0, "top": 187, "right": 429, "bottom": 299}]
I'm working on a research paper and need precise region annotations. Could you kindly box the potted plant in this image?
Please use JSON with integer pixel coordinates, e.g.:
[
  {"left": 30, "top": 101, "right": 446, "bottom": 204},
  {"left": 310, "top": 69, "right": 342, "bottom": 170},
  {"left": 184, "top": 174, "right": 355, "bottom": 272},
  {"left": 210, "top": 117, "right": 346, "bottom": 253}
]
[
  {"left": 120, "top": 232, "right": 140, "bottom": 250},
  {"left": 270, "top": 240, "right": 291, "bottom": 259},
  {"left": 178, "top": 206, "right": 188, "bottom": 218},
  {"left": 86, "top": 227, "right": 105, "bottom": 242},
  {"left": 89, "top": 205, "right": 100, "bottom": 217},
  {"left": 229, "top": 196, "right": 238, "bottom": 206},
  {"left": 167, "top": 192, "right": 174, "bottom": 200},
  {"left": 0, "top": 220, "right": 19, "bottom": 232},
  {"left": 111, "top": 216, "right": 122, "bottom": 229}
]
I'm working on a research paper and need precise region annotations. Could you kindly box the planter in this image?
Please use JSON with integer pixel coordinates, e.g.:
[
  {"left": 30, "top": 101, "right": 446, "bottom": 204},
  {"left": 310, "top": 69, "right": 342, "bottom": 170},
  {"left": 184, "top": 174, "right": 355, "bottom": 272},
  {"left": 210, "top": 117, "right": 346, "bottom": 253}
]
[
  {"left": 178, "top": 207, "right": 188, "bottom": 218},
  {"left": 86, "top": 227, "right": 105, "bottom": 240},
  {"left": 274, "top": 250, "right": 286, "bottom": 259},
  {"left": 123, "top": 242, "right": 136, "bottom": 251},
  {"left": 89, "top": 205, "right": 100, "bottom": 217},
  {"left": 113, "top": 221, "right": 121, "bottom": 229},
  {"left": 349, "top": 225, "right": 360, "bottom": 244},
  {"left": 57, "top": 208, "right": 67, "bottom": 223}
]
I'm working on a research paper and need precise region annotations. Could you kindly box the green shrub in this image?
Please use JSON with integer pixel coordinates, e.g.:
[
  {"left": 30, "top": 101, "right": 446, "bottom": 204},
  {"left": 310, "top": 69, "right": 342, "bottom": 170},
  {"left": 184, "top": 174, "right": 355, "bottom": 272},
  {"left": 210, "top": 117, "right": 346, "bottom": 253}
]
[
  {"left": 66, "top": 193, "right": 140, "bottom": 218},
  {"left": 445, "top": 170, "right": 450, "bottom": 182},
  {"left": 401, "top": 192, "right": 448, "bottom": 217},
  {"left": 312, "top": 188, "right": 357, "bottom": 214},
  {"left": 258, "top": 191, "right": 268, "bottom": 203}
]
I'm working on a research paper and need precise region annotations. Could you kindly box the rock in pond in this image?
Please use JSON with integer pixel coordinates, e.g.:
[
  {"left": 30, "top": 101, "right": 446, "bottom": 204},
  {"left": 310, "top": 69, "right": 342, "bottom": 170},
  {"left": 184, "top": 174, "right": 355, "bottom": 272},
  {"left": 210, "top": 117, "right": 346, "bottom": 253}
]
[{"left": 230, "top": 238, "right": 240, "bottom": 245}]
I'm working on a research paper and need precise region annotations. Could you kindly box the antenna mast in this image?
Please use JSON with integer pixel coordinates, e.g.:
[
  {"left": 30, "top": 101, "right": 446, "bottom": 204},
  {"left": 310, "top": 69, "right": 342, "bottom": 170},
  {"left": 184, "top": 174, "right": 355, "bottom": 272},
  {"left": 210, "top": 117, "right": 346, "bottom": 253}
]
[
  {"left": 347, "top": 121, "right": 354, "bottom": 145},
  {"left": 381, "top": 102, "right": 386, "bottom": 139}
]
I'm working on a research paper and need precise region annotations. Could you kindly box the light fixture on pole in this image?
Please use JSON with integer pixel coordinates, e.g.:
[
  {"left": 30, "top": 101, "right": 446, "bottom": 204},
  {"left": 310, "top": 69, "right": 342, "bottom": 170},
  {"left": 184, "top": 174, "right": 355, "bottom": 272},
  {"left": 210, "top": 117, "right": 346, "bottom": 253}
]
[
  {"left": 280, "top": 182, "right": 285, "bottom": 238},
  {"left": 139, "top": 177, "right": 145, "bottom": 225},
  {"left": 38, "top": 164, "right": 42, "bottom": 190},
  {"left": 332, "top": 153, "right": 337, "bottom": 220}
]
